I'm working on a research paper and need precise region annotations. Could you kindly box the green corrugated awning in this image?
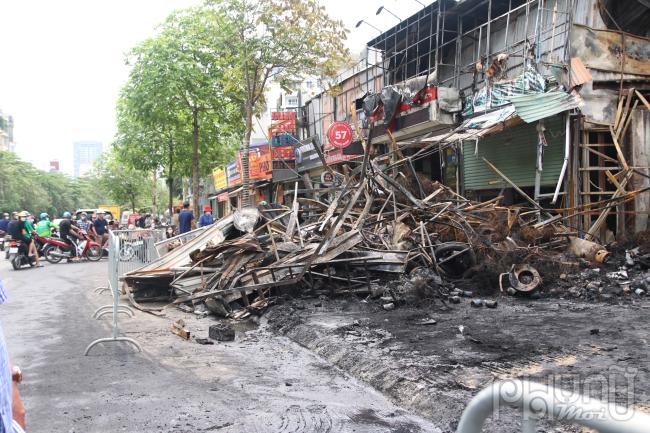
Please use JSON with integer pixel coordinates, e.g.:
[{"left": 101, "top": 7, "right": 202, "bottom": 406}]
[{"left": 510, "top": 91, "right": 582, "bottom": 123}]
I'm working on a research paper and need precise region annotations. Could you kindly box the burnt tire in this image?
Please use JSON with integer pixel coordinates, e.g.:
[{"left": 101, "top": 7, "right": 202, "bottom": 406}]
[{"left": 435, "top": 242, "right": 476, "bottom": 279}]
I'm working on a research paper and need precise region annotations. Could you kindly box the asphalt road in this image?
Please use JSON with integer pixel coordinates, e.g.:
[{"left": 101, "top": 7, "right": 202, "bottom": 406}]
[{"left": 0, "top": 258, "right": 438, "bottom": 433}]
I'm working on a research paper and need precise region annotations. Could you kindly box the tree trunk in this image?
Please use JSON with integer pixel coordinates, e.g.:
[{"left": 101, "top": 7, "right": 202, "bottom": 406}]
[
  {"left": 167, "top": 137, "right": 174, "bottom": 216},
  {"left": 152, "top": 170, "right": 158, "bottom": 216},
  {"left": 182, "top": 178, "right": 189, "bottom": 203},
  {"left": 191, "top": 109, "right": 200, "bottom": 215},
  {"left": 241, "top": 102, "right": 254, "bottom": 207},
  {"left": 167, "top": 177, "right": 174, "bottom": 216}
]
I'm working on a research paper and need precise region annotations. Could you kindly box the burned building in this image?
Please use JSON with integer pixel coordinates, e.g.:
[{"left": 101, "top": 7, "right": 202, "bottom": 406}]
[{"left": 299, "top": 0, "right": 648, "bottom": 243}]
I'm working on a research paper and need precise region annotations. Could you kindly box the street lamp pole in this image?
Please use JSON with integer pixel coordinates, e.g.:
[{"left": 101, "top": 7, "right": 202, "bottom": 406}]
[
  {"left": 355, "top": 20, "right": 382, "bottom": 33},
  {"left": 376, "top": 6, "right": 401, "bottom": 22}
]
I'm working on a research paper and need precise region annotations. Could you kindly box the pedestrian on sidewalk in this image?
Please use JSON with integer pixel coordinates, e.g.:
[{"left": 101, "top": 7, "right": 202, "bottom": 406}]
[
  {"left": 178, "top": 203, "right": 194, "bottom": 234},
  {"left": 198, "top": 205, "right": 214, "bottom": 227},
  {"left": 0, "top": 279, "right": 27, "bottom": 433}
]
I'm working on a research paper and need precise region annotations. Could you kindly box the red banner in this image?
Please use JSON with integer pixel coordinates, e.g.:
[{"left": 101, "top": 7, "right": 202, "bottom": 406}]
[{"left": 272, "top": 146, "right": 295, "bottom": 160}]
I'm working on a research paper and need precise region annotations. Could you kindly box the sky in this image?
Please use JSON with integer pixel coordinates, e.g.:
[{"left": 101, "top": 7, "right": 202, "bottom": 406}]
[{"left": 0, "top": 0, "right": 426, "bottom": 175}]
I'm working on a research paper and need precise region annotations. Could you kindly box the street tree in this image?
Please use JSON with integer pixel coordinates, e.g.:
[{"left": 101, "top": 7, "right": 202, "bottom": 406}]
[
  {"left": 94, "top": 149, "right": 150, "bottom": 212},
  {"left": 205, "top": 0, "right": 350, "bottom": 205},
  {"left": 0, "top": 151, "right": 107, "bottom": 216},
  {"left": 122, "top": 7, "right": 244, "bottom": 214}
]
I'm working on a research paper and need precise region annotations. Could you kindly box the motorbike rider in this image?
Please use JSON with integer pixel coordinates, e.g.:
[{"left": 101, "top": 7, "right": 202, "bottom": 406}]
[
  {"left": 35, "top": 213, "right": 57, "bottom": 238},
  {"left": 0, "top": 213, "right": 9, "bottom": 237},
  {"left": 59, "top": 212, "right": 82, "bottom": 262},
  {"left": 18, "top": 211, "right": 42, "bottom": 267}
]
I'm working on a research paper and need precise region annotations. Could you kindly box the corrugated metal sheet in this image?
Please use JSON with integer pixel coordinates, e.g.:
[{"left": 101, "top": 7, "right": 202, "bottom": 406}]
[
  {"left": 463, "top": 115, "right": 566, "bottom": 191},
  {"left": 570, "top": 57, "right": 593, "bottom": 88},
  {"left": 510, "top": 91, "right": 582, "bottom": 123}
]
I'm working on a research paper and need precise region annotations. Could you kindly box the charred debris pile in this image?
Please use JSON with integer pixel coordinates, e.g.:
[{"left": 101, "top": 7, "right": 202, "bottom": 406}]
[{"left": 123, "top": 150, "right": 643, "bottom": 320}]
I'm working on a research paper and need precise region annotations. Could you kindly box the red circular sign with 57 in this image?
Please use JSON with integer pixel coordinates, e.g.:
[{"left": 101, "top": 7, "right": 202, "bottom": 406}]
[{"left": 328, "top": 122, "right": 353, "bottom": 149}]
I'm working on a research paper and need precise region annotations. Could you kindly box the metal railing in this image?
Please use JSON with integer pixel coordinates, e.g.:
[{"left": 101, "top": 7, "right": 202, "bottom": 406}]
[
  {"left": 114, "top": 229, "right": 166, "bottom": 275},
  {"left": 154, "top": 225, "right": 208, "bottom": 257},
  {"left": 85, "top": 231, "right": 141, "bottom": 355},
  {"left": 456, "top": 379, "right": 650, "bottom": 433}
]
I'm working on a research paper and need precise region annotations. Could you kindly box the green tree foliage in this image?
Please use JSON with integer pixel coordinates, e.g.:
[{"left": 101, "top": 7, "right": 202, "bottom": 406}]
[
  {"left": 92, "top": 149, "right": 151, "bottom": 212},
  {"left": 118, "top": 5, "right": 244, "bottom": 214},
  {"left": 204, "top": 0, "right": 350, "bottom": 205},
  {"left": 0, "top": 151, "right": 106, "bottom": 216}
]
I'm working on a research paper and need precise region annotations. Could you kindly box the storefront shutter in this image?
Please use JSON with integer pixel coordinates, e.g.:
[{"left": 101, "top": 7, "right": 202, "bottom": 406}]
[{"left": 462, "top": 114, "right": 565, "bottom": 191}]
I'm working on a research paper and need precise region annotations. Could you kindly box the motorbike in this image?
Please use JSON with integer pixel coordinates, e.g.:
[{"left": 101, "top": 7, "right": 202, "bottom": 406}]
[
  {"left": 8, "top": 240, "right": 35, "bottom": 270},
  {"left": 1, "top": 235, "right": 9, "bottom": 256},
  {"left": 42, "top": 231, "right": 102, "bottom": 264}
]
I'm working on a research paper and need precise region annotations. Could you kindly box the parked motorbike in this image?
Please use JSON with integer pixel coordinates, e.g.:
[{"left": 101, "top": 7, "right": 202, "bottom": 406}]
[{"left": 42, "top": 231, "right": 102, "bottom": 263}]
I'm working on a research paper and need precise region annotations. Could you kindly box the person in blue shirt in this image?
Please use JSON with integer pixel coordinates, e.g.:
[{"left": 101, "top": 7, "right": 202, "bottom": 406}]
[
  {"left": 178, "top": 202, "right": 194, "bottom": 234},
  {"left": 0, "top": 279, "right": 26, "bottom": 433},
  {"left": 198, "top": 205, "right": 214, "bottom": 227},
  {"left": 93, "top": 211, "right": 109, "bottom": 248},
  {"left": 0, "top": 214, "right": 9, "bottom": 237}
]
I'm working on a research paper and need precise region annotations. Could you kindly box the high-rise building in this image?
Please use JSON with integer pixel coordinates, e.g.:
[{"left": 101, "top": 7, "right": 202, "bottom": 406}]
[
  {"left": 0, "top": 110, "right": 15, "bottom": 153},
  {"left": 73, "top": 141, "right": 103, "bottom": 177}
]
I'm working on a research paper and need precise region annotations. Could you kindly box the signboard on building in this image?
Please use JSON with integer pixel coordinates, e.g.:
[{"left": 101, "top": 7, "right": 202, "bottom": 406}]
[
  {"left": 217, "top": 192, "right": 229, "bottom": 202},
  {"left": 271, "top": 111, "right": 295, "bottom": 121},
  {"left": 248, "top": 145, "right": 272, "bottom": 180},
  {"left": 320, "top": 171, "right": 334, "bottom": 185},
  {"left": 272, "top": 146, "right": 295, "bottom": 160},
  {"left": 226, "top": 160, "right": 241, "bottom": 186},
  {"left": 295, "top": 137, "right": 323, "bottom": 172},
  {"left": 327, "top": 121, "right": 353, "bottom": 149},
  {"left": 212, "top": 167, "right": 227, "bottom": 190},
  {"left": 270, "top": 112, "right": 297, "bottom": 136}
]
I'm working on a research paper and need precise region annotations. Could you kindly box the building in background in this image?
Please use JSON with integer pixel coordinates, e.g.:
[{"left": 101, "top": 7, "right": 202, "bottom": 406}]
[
  {"left": 0, "top": 110, "right": 15, "bottom": 153},
  {"left": 49, "top": 160, "right": 60, "bottom": 173},
  {"left": 73, "top": 141, "right": 103, "bottom": 177}
]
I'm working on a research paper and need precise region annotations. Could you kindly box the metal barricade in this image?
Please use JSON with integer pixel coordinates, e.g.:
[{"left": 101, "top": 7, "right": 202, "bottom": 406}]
[
  {"left": 84, "top": 229, "right": 164, "bottom": 355},
  {"left": 154, "top": 225, "right": 208, "bottom": 256},
  {"left": 456, "top": 379, "right": 650, "bottom": 433}
]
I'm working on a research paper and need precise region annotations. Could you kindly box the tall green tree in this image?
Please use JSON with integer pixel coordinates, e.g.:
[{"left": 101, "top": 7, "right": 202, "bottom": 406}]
[
  {"left": 205, "top": 0, "right": 350, "bottom": 205},
  {"left": 120, "top": 6, "right": 243, "bottom": 214},
  {"left": 93, "top": 149, "right": 150, "bottom": 212}
]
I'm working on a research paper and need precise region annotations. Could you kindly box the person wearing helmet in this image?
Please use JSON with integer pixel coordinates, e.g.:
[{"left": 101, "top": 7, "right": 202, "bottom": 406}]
[
  {"left": 58, "top": 212, "right": 82, "bottom": 261},
  {"left": 35, "top": 213, "right": 57, "bottom": 238},
  {"left": 18, "top": 211, "right": 42, "bottom": 267},
  {"left": 198, "top": 205, "right": 214, "bottom": 227}
]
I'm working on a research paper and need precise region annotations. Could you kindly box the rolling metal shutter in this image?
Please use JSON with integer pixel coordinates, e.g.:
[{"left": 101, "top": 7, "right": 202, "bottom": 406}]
[{"left": 462, "top": 114, "right": 565, "bottom": 191}]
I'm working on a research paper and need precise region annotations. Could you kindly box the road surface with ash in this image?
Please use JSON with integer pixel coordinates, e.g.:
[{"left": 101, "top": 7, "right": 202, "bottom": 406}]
[
  {"left": 267, "top": 294, "right": 650, "bottom": 433},
  {"left": 0, "top": 259, "right": 437, "bottom": 433}
]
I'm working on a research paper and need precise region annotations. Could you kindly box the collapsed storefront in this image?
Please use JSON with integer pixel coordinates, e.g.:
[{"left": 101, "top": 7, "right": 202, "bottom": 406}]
[{"left": 336, "top": 0, "right": 650, "bottom": 242}]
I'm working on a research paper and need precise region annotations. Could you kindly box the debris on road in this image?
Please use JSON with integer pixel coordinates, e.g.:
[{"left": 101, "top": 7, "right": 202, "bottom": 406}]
[{"left": 171, "top": 319, "right": 191, "bottom": 340}]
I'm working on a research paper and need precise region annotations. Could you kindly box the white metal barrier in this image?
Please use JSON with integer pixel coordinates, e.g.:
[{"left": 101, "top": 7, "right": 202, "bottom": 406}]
[
  {"left": 456, "top": 379, "right": 650, "bottom": 433},
  {"left": 154, "top": 225, "right": 208, "bottom": 257},
  {"left": 84, "top": 229, "right": 164, "bottom": 355}
]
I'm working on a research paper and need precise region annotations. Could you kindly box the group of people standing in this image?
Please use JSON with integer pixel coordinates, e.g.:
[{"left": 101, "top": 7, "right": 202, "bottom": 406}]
[{"left": 171, "top": 202, "right": 215, "bottom": 235}]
